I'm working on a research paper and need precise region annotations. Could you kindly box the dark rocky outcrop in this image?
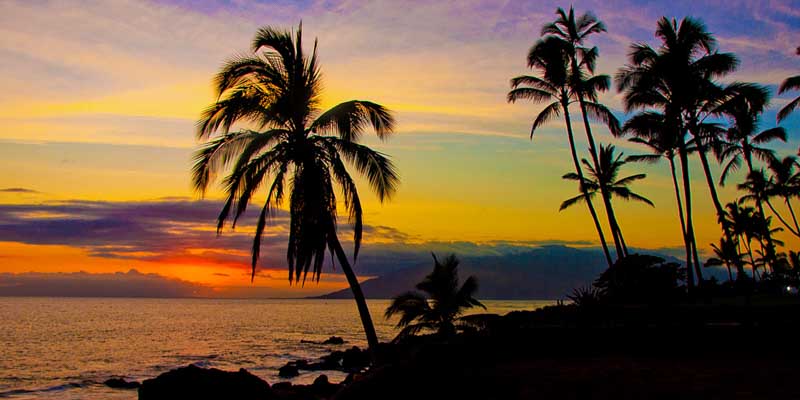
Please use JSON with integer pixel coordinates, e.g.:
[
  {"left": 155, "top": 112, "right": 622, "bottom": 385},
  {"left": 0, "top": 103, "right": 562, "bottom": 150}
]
[
  {"left": 138, "top": 364, "right": 271, "bottom": 400},
  {"left": 278, "top": 364, "right": 300, "bottom": 378},
  {"left": 103, "top": 377, "right": 140, "bottom": 389},
  {"left": 322, "top": 336, "right": 345, "bottom": 345}
]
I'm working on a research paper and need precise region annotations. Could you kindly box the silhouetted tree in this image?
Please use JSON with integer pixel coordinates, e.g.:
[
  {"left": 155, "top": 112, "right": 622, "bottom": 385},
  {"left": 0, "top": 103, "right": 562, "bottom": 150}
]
[
  {"left": 193, "top": 24, "right": 398, "bottom": 353},
  {"left": 594, "top": 254, "right": 684, "bottom": 304},
  {"left": 561, "top": 144, "right": 653, "bottom": 247},
  {"left": 778, "top": 48, "right": 800, "bottom": 122},
  {"left": 766, "top": 156, "right": 800, "bottom": 237},
  {"left": 385, "top": 254, "right": 485, "bottom": 339},
  {"left": 537, "top": 7, "right": 625, "bottom": 258},
  {"left": 706, "top": 237, "right": 742, "bottom": 282},
  {"left": 617, "top": 17, "right": 746, "bottom": 288},
  {"left": 508, "top": 37, "right": 613, "bottom": 267}
]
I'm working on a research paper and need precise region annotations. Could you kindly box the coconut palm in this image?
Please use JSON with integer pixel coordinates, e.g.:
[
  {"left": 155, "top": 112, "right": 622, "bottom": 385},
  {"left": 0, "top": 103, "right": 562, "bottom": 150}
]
[
  {"left": 706, "top": 237, "right": 742, "bottom": 282},
  {"left": 767, "top": 156, "right": 800, "bottom": 237},
  {"left": 625, "top": 112, "right": 703, "bottom": 284},
  {"left": 385, "top": 254, "right": 485, "bottom": 339},
  {"left": 778, "top": 47, "right": 800, "bottom": 122},
  {"left": 560, "top": 144, "right": 654, "bottom": 247},
  {"left": 508, "top": 37, "right": 613, "bottom": 267},
  {"left": 738, "top": 170, "right": 780, "bottom": 269},
  {"left": 193, "top": 24, "right": 398, "bottom": 353},
  {"left": 538, "top": 7, "right": 625, "bottom": 258},
  {"left": 616, "top": 17, "right": 745, "bottom": 288},
  {"left": 718, "top": 88, "right": 784, "bottom": 185}
]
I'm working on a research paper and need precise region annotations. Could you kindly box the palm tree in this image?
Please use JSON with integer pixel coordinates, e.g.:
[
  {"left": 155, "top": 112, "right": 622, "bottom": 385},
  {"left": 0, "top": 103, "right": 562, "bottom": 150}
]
[
  {"left": 767, "top": 156, "right": 800, "bottom": 237},
  {"left": 739, "top": 170, "right": 780, "bottom": 269},
  {"left": 718, "top": 91, "right": 785, "bottom": 269},
  {"left": 625, "top": 112, "right": 703, "bottom": 284},
  {"left": 538, "top": 7, "right": 625, "bottom": 258},
  {"left": 726, "top": 200, "right": 764, "bottom": 280},
  {"left": 617, "top": 17, "right": 744, "bottom": 288},
  {"left": 508, "top": 37, "right": 613, "bottom": 267},
  {"left": 706, "top": 237, "right": 741, "bottom": 282},
  {"left": 193, "top": 24, "right": 398, "bottom": 353},
  {"left": 778, "top": 46, "right": 800, "bottom": 122},
  {"left": 560, "top": 144, "right": 654, "bottom": 248},
  {"left": 385, "top": 254, "right": 485, "bottom": 339}
]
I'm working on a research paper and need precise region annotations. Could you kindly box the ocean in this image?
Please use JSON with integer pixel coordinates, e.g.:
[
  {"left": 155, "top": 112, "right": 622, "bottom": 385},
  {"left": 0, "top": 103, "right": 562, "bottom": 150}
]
[{"left": 0, "top": 297, "right": 553, "bottom": 399}]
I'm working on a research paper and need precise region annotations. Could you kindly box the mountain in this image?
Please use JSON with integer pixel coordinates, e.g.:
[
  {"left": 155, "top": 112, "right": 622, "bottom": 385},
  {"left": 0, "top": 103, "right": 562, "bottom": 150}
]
[{"left": 318, "top": 245, "right": 609, "bottom": 300}]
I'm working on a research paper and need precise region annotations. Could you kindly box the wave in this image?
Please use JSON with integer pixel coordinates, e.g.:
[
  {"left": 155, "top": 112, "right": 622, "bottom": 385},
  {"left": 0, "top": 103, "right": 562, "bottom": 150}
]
[{"left": 0, "top": 380, "right": 95, "bottom": 398}]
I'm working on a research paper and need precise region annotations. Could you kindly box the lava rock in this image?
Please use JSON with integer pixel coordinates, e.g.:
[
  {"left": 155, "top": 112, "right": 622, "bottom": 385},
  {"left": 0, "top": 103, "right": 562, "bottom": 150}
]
[
  {"left": 138, "top": 364, "right": 271, "bottom": 400},
  {"left": 322, "top": 336, "right": 346, "bottom": 345},
  {"left": 278, "top": 364, "right": 300, "bottom": 378},
  {"left": 104, "top": 378, "right": 140, "bottom": 389}
]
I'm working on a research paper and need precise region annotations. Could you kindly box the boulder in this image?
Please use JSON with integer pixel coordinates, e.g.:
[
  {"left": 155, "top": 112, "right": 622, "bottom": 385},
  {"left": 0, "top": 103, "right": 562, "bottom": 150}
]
[
  {"left": 341, "top": 347, "right": 370, "bottom": 371},
  {"left": 278, "top": 364, "right": 300, "bottom": 378},
  {"left": 322, "top": 336, "right": 346, "bottom": 345},
  {"left": 104, "top": 377, "right": 140, "bottom": 389},
  {"left": 138, "top": 364, "right": 271, "bottom": 400}
]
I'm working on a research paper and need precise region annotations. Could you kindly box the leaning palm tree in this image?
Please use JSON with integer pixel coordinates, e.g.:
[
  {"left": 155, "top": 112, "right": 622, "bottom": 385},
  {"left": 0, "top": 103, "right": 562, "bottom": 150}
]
[
  {"left": 767, "top": 156, "right": 800, "bottom": 237},
  {"left": 385, "top": 254, "right": 485, "bottom": 339},
  {"left": 537, "top": 7, "right": 625, "bottom": 257},
  {"left": 778, "top": 47, "right": 800, "bottom": 122},
  {"left": 560, "top": 144, "right": 654, "bottom": 247},
  {"left": 508, "top": 37, "right": 613, "bottom": 267},
  {"left": 193, "top": 24, "right": 398, "bottom": 353}
]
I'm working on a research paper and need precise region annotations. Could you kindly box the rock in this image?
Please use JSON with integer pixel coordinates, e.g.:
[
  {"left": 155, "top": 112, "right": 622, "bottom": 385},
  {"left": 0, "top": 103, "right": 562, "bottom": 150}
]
[
  {"left": 311, "top": 374, "right": 340, "bottom": 397},
  {"left": 342, "top": 346, "right": 370, "bottom": 371},
  {"left": 278, "top": 364, "right": 300, "bottom": 378},
  {"left": 104, "top": 377, "right": 140, "bottom": 389},
  {"left": 138, "top": 364, "right": 271, "bottom": 400},
  {"left": 322, "top": 336, "right": 346, "bottom": 345},
  {"left": 272, "top": 381, "right": 293, "bottom": 391}
]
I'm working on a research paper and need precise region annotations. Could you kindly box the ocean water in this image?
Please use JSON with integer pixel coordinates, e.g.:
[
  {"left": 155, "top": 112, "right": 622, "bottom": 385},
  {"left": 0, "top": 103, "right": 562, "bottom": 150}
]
[{"left": 0, "top": 298, "right": 553, "bottom": 399}]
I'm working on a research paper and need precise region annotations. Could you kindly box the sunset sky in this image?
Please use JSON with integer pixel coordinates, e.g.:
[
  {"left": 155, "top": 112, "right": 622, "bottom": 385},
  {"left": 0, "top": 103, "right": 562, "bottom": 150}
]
[{"left": 1, "top": 0, "right": 799, "bottom": 297}]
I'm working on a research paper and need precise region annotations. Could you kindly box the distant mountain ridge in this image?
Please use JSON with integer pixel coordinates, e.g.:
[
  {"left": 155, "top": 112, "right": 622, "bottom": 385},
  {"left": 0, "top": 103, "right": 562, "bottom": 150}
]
[{"left": 317, "top": 245, "right": 609, "bottom": 300}]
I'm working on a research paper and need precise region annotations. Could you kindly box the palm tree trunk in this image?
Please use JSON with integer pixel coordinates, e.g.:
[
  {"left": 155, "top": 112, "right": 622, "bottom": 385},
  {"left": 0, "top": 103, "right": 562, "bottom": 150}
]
[
  {"left": 725, "top": 263, "right": 733, "bottom": 282},
  {"left": 577, "top": 97, "right": 625, "bottom": 259},
  {"left": 329, "top": 233, "right": 379, "bottom": 356},
  {"left": 767, "top": 199, "right": 800, "bottom": 237},
  {"left": 744, "top": 239, "right": 758, "bottom": 281},
  {"left": 786, "top": 197, "right": 800, "bottom": 234},
  {"left": 679, "top": 145, "right": 701, "bottom": 289},
  {"left": 669, "top": 156, "right": 697, "bottom": 285},
  {"left": 561, "top": 98, "right": 613, "bottom": 268}
]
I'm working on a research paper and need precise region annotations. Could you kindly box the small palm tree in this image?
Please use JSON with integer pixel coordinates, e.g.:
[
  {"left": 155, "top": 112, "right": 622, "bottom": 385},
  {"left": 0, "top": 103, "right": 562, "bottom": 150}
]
[
  {"left": 560, "top": 144, "right": 654, "bottom": 247},
  {"left": 193, "top": 24, "right": 398, "bottom": 353},
  {"left": 706, "top": 237, "right": 742, "bottom": 282},
  {"left": 385, "top": 254, "right": 485, "bottom": 339}
]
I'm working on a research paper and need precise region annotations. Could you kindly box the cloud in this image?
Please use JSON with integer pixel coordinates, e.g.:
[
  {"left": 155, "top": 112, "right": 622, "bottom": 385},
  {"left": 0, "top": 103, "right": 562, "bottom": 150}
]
[
  {"left": 0, "top": 269, "right": 213, "bottom": 297},
  {"left": 0, "top": 188, "right": 40, "bottom": 194}
]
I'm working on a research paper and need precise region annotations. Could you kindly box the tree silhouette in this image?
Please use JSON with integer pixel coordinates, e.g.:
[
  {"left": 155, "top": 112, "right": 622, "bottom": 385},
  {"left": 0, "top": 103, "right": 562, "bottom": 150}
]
[
  {"left": 508, "top": 37, "right": 613, "bottom": 267},
  {"left": 537, "top": 7, "right": 625, "bottom": 258},
  {"left": 778, "top": 48, "right": 800, "bottom": 122},
  {"left": 560, "top": 144, "right": 653, "bottom": 247},
  {"left": 766, "top": 156, "right": 800, "bottom": 237},
  {"left": 617, "top": 17, "right": 747, "bottom": 289},
  {"left": 193, "top": 24, "right": 398, "bottom": 353},
  {"left": 385, "top": 254, "right": 485, "bottom": 339}
]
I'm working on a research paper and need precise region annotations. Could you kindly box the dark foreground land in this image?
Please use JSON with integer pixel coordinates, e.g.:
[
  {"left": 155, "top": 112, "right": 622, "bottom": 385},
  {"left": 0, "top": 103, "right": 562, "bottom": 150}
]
[{"left": 137, "top": 301, "right": 800, "bottom": 400}]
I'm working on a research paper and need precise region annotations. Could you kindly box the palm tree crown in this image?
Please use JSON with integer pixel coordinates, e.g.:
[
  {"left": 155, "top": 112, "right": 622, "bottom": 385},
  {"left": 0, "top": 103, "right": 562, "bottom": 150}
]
[
  {"left": 561, "top": 144, "right": 654, "bottom": 211},
  {"left": 193, "top": 24, "right": 398, "bottom": 283},
  {"left": 385, "top": 254, "right": 485, "bottom": 339}
]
